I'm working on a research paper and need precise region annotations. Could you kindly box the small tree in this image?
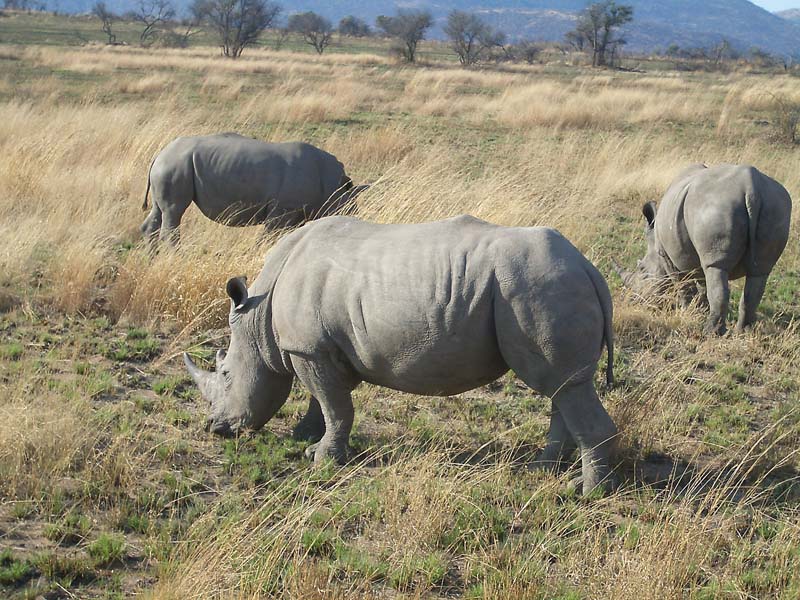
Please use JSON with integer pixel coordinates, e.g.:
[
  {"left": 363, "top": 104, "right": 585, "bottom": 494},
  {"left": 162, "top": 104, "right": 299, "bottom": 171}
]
[
  {"left": 130, "top": 0, "right": 175, "bottom": 46},
  {"left": 767, "top": 93, "right": 800, "bottom": 143},
  {"left": 516, "top": 40, "right": 542, "bottom": 64},
  {"left": 749, "top": 47, "right": 778, "bottom": 69},
  {"left": 443, "top": 10, "right": 505, "bottom": 66},
  {"left": 709, "top": 38, "right": 738, "bottom": 69},
  {"left": 564, "top": 29, "right": 586, "bottom": 52},
  {"left": 271, "top": 26, "right": 290, "bottom": 50},
  {"left": 287, "top": 11, "right": 332, "bottom": 54},
  {"left": 567, "top": 1, "right": 633, "bottom": 67},
  {"left": 375, "top": 9, "right": 432, "bottom": 63},
  {"left": 191, "top": 0, "right": 281, "bottom": 58},
  {"left": 92, "top": 1, "right": 117, "bottom": 44},
  {"left": 158, "top": 14, "right": 203, "bottom": 47},
  {"left": 338, "top": 15, "right": 370, "bottom": 38}
]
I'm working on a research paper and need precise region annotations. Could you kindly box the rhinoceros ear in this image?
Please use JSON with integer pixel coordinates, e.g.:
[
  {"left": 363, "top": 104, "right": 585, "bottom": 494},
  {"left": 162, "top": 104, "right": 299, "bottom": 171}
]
[
  {"left": 338, "top": 174, "right": 354, "bottom": 191},
  {"left": 226, "top": 276, "right": 248, "bottom": 311},
  {"left": 642, "top": 201, "right": 657, "bottom": 229}
]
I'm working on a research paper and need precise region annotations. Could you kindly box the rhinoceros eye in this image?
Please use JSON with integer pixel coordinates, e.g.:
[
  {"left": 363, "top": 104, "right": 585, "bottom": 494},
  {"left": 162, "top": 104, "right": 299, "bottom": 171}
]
[{"left": 221, "top": 370, "right": 232, "bottom": 389}]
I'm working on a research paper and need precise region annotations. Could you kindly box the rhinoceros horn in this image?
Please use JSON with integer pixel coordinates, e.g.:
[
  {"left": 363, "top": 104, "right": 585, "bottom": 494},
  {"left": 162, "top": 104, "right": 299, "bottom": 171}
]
[
  {"left": 184, "top": 352, "right": 218, "bottom": 402},
  {"left": 610, "top": 259, "right": 629, "bottom": 284}
]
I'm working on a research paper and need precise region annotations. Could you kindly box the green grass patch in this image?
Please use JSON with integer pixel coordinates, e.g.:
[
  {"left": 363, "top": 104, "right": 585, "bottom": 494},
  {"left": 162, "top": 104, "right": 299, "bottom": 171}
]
[
  {"left": 0, "top": 549, "right": 34, "bottom": 586},
  {"left": 0, "top": 341, "right": 23, "bottom": 360},
  {"left": 87, "top": 533, "right": 126, "bottom": 566},
  {"left": 223, "top": 433, "right": 306, "bottom": 485},
  {"left": 103, "top": 329, "right": 160, "bottom": 362},
  {"left": 31, "top": 551, "right": 95, "bottom": 586},
  {"left": 44, "top": 510, "right": 92, "bottom": 545},
  {"left": 152, "top": 375, "right": 190, "bottom": 397}
]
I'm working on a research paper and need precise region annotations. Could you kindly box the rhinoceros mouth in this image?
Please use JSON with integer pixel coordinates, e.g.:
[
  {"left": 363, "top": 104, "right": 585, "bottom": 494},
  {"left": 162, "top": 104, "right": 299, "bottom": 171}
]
[{"left": 611, "top": 259, "right": 635, "bottom": 286}]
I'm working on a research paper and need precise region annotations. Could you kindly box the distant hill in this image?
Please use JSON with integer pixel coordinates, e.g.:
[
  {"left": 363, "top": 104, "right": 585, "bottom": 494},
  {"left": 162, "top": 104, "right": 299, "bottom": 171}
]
[
  {"left": 776, "top": 8, "right": 800, "bottom": 22},
  {"left": 44, "top": 0, "right": 800, "bottom": 57}
]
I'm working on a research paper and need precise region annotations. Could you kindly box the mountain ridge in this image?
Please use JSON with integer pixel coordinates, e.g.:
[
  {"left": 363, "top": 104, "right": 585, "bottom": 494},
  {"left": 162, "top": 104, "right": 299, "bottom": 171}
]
[{"left": 776, "top": 8, "right": 800, "bottom": 22}]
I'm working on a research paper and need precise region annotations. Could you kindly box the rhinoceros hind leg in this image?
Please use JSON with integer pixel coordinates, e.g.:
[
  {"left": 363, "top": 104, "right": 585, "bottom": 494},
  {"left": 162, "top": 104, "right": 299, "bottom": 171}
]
[
  {"left": 292, "top": 357, "right": 356, "bottom": 465},
  {"left": 551, "top": 380, "right": 617, "bottom": 495},
  {"left": 702, "top": 266, "right": 730, "bottom": 336},
  {"left": 159, "top": 216, "right": 183, "bottom": 246},
  {"left": 140, "top": 205, "right": 162, "bottom": 241},
  {"left": 736, "top": 274, "right": 768, "bottom": 332},
  {"left": 158, "top": 198, "right": 192, "bottom": 246},
  {"left": 292, "top": 395, "right": 325, "bottom": 442},
  {"left": 694, "top": 280, "right": 709, "bottom": 310},
  {"left": 535, "top": 406, "right": 578, "bottom": 472}
]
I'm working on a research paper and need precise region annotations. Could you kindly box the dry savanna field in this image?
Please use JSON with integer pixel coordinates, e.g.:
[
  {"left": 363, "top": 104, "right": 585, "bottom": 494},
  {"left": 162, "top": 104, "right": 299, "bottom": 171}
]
[{"left": 2, "top": 11, "right": 800, "bottom": 599}]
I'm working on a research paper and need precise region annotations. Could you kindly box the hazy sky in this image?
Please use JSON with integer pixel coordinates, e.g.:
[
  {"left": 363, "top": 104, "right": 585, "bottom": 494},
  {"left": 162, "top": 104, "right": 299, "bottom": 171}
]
[{"left": 751, "top": 0, "right": 797, "bottom": 10}]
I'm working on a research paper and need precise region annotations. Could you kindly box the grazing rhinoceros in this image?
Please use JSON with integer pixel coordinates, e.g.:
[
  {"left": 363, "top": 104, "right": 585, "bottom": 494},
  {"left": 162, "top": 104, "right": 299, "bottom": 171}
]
[
  {"left": 614, "top": 164, "right": 792, "bottom": 335},
  {"left": 183, "top": 215, "right": 618, "bottom": 494},
  {"left": 140, "top": 133, "right": 365, "bottom": 243}
]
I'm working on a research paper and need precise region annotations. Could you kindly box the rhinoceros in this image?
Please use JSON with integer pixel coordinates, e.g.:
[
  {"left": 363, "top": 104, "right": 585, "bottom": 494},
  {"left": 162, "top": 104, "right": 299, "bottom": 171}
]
[
  {"left": 183, "top": 215, "right": 618, "bottom": 494},
  {"left": 615, "top": 164, "right": 792, "bottom": 335},
  {"left": 140, "top": 133, "right": 365, "bottom": 243}
]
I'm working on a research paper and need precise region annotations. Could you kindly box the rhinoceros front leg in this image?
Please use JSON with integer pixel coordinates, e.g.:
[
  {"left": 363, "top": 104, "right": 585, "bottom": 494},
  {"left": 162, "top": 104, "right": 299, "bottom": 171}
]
[
  {"left": 536, "top": 406, "right": 577, "bottom": 472},
  {"left": 292, "top": 395, "right": 325, "bottom": 442},
  {"left": 675, "top": 276, "right": 700, "bottom": 309},
  {"left": 702, "top": 266, "right": 730, "bottom": 335},
  {"left": 291, "top": 357, "right": 355, "bottom": 464},
  {"left": 553, "top": 380, "right": 617, "bottom": 495},
  {"left": 736, "top": 274, "right": 768, "bottom": 332}
]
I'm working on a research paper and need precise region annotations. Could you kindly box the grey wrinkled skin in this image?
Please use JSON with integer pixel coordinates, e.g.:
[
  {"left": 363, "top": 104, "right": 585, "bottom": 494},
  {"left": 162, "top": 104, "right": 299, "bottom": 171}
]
[
  {"left": 184, "top": 215, "right": 618, "bottom": 495},
  {"left": 616, "top": 164, "right": 792, "bottom": 335},
  {"left": 140, "top": 133, "right": 366, "bottom": 244}
]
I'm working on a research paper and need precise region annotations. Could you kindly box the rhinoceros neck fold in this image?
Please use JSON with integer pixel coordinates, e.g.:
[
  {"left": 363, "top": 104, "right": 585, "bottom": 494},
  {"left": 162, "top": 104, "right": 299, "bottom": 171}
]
[
  {"left": 656, "top": 240, "right": 678, "bottom": 275},
  {"left": 246, "top": 292, "right": 292, "bottom": 377}
]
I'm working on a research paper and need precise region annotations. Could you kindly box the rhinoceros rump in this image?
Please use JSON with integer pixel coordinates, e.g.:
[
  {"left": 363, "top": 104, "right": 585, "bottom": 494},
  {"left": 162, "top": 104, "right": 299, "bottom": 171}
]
[
  {"left": 184, "top": 215, "right": 618, "bottom": 494},
  {"left": 140, "top": 133, "right": 362, "bottom": 244},
  {"left": 615, "top": 164, "right": 792, "bottom": 335}
]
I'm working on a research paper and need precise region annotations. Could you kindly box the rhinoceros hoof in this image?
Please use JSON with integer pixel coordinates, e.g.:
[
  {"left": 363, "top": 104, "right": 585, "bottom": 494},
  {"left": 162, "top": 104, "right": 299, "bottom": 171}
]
[
  {"left": 292, "top": 418, "right": 325, "bottom": 443},
  {"left": 305, "top": 441, "right": 352, "bottom": 465},
  {"left": 703, "top": 321, "right": 727, "bottom": 337},
  {"left": 529, "top": 457, "right": 577, "bottom": 475},
  {"left": 571, "top": 473, "right": 618, "bottom": 497}
]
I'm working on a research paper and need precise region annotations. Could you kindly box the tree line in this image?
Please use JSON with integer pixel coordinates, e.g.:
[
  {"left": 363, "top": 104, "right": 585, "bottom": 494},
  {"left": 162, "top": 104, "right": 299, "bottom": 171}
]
[
  {"left": 82, "top": 0, "right": 790, "bottom": 70},
  {"left": 87, "top": 0, "right": 638, "bottom": 63}
]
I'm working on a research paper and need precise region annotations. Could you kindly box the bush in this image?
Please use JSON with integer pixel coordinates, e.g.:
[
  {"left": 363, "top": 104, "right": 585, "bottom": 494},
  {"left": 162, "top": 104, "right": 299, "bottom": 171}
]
[{"left": 769, "top": 95, "right": 800, "bottom": 144}]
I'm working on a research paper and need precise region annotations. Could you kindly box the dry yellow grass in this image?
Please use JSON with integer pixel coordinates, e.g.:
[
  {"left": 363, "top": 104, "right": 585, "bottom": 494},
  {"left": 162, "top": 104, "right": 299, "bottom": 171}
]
[
  {"left": 484, "top": 79, "right": 717, "bottom": 129},
  {"left": 2, "top": 41, "right": 800, "bottom": 599}
]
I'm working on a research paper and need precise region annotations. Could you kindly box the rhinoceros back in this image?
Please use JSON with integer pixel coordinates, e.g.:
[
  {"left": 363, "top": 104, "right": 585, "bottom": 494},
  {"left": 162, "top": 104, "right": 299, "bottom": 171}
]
[
  {"left": 153, "top": 134, "right": 347, "bottom": 226},
  {"left": 660, "top": 164, "right": 791, "bottom": 278},
  {"left": 263, "top": 216, "right": 610, "bottom": 396}
]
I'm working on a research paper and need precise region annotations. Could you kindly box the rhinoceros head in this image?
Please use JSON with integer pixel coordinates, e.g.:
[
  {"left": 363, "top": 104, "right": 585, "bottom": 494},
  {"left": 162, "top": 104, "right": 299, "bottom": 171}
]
[
  {"left": 184, "top": 277, "right": 293, "bottom": 437},
  {"left": 613, "top": 201, "right": 669, "bottom": 294}
]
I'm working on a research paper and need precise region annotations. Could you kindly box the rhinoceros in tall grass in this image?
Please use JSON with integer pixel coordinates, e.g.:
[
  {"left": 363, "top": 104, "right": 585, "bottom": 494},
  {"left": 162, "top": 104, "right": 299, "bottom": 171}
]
[
  {"left": 615, "top": 164, "right": 791, "bottom": 335},
  {"left": 140, "top": 133, "right": 365, "bottom": 243},
  {"left": 183, "top": 215, "right": 618, "bottom": 494}
]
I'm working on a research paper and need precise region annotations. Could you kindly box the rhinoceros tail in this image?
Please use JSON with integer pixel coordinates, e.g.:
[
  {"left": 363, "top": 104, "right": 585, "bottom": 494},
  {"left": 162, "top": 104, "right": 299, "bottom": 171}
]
[
  {"left": 587, "top": 265, "right": 614, "bottom": 389},
  {"left": 744, "top": 190, "right": 762, "bottom": 272},
  {"left": 142, "top": 158, "right": 155, "bottom": 211}
]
